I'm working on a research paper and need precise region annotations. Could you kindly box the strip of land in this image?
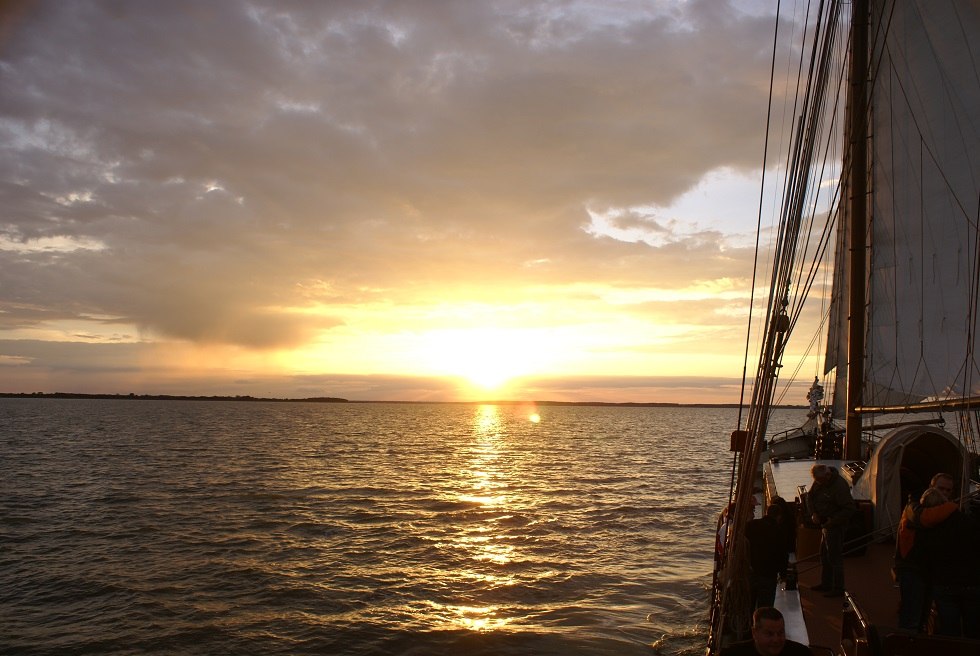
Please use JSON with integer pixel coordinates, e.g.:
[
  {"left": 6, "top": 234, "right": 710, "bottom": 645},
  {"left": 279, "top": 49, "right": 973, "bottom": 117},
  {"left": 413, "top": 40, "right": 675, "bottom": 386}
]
[{"left": 0, "top": 392, "right": 806, "bottom": 408}]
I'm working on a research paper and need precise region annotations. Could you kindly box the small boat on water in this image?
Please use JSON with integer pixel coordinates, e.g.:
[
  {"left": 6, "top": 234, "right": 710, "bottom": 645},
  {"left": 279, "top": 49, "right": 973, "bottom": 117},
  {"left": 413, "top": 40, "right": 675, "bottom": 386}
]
[{"left": 707, "top": 1, "right": 980, "bottom": 654}]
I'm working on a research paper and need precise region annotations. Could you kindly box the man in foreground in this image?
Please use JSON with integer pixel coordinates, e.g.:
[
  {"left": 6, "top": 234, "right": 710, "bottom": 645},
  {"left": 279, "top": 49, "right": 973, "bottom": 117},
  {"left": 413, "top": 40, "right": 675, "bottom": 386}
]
[{"left": 721, "top": 607, "right": 812, "bottom": 656}]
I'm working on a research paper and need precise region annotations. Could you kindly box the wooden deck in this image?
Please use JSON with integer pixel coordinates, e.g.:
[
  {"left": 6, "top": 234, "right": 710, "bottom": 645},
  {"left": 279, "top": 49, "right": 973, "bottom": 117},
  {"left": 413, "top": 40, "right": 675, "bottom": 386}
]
[
  {"left": 762, "top": 460, "right": 980, "bottom": 655},
  {"left": 765, "top": 458, "right": 902, "bottom": 651},
  {"left": 793, "top": 533, "right": 899, "bottom": 651}
]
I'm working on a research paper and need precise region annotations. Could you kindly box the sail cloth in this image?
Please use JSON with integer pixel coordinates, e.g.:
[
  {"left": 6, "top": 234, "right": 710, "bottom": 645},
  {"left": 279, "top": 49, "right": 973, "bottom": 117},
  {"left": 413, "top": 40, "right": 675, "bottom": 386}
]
[
  {"left": 866, "top": 0, "right": 980, "bottom": 406},
  {"left": 852, "top": 424, "right": 969, "bottom": 537},
  {"left": 826, "top": 0, "right": 980, "bottom": 409}
]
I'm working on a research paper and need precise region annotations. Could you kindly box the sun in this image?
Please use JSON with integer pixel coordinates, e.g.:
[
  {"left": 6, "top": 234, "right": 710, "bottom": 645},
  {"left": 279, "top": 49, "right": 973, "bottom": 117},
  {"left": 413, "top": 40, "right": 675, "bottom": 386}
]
[
  {"left": 421, "top": 327, "right": 550, "bottom": 393},
  {"left": 456, "top": 345, "right": 523, "bottom": 391}
]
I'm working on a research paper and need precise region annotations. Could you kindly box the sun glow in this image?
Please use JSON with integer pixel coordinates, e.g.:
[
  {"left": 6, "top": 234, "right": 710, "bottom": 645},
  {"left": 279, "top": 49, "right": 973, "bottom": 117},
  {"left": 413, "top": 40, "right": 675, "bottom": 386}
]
[{"left": 421, "top": 326, "right": 555, "bottom": 392}]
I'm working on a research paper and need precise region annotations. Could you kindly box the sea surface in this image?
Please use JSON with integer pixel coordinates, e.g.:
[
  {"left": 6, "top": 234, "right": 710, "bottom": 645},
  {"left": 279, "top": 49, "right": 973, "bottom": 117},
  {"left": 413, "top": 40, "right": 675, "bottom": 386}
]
[{"left": 0, "top": 399, "right": 804, "bottom": 655}]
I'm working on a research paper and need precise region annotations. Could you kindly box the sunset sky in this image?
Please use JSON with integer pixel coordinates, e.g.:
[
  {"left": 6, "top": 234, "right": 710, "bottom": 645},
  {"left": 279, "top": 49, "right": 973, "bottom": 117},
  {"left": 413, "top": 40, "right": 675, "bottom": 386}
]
[{"left": 0, "top": 0, "right": 817, "bottom": 403}]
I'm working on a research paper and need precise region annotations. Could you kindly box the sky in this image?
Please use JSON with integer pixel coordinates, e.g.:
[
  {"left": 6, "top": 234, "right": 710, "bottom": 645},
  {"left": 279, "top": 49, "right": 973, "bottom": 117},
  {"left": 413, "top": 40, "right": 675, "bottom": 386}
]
[{"left": 0, "top": 0, "right": 811, "bottom": 404}]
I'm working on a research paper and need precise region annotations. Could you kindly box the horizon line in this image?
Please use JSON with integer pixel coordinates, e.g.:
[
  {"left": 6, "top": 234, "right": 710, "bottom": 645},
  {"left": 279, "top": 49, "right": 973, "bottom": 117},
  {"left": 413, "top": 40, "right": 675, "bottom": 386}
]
[{"left": 0, "top": 391, "right": 808, "bottom": 409}]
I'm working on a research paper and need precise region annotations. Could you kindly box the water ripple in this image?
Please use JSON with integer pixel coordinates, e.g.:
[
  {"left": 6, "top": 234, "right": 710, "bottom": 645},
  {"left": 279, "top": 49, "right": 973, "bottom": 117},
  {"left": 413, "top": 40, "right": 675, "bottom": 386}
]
[{"left": 0, "top": 399, "right": 806, "bottom": 655}]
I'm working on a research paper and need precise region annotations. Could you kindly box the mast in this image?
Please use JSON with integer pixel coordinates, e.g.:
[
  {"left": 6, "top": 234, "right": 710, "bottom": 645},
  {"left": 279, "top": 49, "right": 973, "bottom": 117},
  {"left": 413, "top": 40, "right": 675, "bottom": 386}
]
[{"left": 844, "top": 0, "right": 868, "bottom": 461}]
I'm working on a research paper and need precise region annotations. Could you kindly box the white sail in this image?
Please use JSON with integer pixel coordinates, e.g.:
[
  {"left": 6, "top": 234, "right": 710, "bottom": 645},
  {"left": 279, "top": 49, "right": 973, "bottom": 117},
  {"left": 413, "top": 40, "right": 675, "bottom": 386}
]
[{"left": 828, "top": 0, "right": 980, "bottom": 410}]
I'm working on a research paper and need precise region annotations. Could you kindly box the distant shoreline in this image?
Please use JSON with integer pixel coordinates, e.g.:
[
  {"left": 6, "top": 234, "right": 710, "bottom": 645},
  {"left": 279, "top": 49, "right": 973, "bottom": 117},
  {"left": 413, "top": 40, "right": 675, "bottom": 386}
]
[{"left": 0, "top": 391, "right": 806, "bottom": 409}]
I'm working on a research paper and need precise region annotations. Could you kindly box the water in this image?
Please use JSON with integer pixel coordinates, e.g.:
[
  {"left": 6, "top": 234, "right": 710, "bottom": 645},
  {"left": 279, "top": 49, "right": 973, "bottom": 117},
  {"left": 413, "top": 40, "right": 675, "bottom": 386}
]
[{"left": 0, "top": 399, "right": 804, "bottom": 655}]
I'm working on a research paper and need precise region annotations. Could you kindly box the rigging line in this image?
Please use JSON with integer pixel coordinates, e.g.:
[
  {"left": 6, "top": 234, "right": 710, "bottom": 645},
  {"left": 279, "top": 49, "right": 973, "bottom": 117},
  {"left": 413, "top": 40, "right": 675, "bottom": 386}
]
[
  {"left": 785, "top": 169, "right": 841, "bottom": 341},
  {"left": 768, "top": 0, "right": 827, "bottom": 322},
  {"left": 743, "top": 2, "right": 802, "bottom": 411},
  {"left": 774, "top": 219, "right": 838, "bottom": 406},
  {"left": 725, "top": 9, "right": 838, "bottom": 627},
  {"left": 867, "top": 0, "right": 898, "bottom": 87},
  {"left": 762, "top": 43, "right": 826, "bottom": 408},
  {"left": 787, "top": 97, "right": 828, "bottom": 314},
  {"left": 774, "top": 304, "right": 833, "bottom": 408},
  {"left": 775, "top": 0, "right": 839, "bottom": 312},
  {"left": 746, "top": 63, "right": 822, "bottom": 438},
  {"left": 951, "top": 0, "right": 980, "bottom": 96},
  {"left": 781, "top": 17, "right": 845, "bottom": 345},
  {"left": 963, "top": 195, "right": 980, "bottom": 404},
  {"left": 774, "top": 9, "right": 847, "bottom": 407},
  {"left": 794, "top": 21, "right": 845, "bottom": 380},
  {"left": 786, "top": 28, "right": 846, "bottom": 331},
  {"left": 786, "top": 199, "right": 839, "bottom": 359},
  {"left": 739, "top": 0, "right": 784, "bottom": 432}
]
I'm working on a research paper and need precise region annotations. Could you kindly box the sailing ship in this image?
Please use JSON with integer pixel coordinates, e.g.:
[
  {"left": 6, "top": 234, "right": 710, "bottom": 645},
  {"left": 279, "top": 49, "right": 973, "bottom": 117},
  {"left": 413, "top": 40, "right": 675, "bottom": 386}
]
[{"left": 708, "top": 1, "right": 980, "bottom": 654}]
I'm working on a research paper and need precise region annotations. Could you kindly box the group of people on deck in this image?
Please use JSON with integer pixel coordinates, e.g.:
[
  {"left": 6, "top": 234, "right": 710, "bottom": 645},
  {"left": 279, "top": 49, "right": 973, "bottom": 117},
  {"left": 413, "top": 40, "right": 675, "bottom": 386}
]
[
  {"left": 743, "top": 463, "right": 856, "bottom": 611},
  {"left": 801, "top": 465, "right": 980, "bottom": 638},
  {"left": 729, "top": 463, "right": 980, "bottom": 652},
  {"left": 894, "top": 472, "right": 980, "bottom": 638}
]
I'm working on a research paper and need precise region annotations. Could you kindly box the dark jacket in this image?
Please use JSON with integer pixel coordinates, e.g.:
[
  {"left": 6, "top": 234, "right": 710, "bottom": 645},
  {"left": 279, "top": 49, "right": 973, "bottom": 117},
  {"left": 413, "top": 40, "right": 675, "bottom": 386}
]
[
  {"left": 894, "top": 499, "right": 956, "bottom": 572},
  {"left": 720, "top": 638, "right": 813, "bottom": 655},
  {"left": 806, "top": 467, "right": 854, "bottom": 528},
  {"left": 918, "top": 508, "right": 980, "bottom": 587},
  {"left": 746, "top": 514, "right": 789, "bottom": 577}
]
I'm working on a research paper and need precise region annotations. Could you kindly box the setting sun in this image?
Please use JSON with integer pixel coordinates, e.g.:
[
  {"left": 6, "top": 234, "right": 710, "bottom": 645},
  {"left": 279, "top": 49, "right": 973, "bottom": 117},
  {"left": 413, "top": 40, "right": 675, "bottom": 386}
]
[{"left": 420, "top": 327, "right": 555, "bottom": 392}]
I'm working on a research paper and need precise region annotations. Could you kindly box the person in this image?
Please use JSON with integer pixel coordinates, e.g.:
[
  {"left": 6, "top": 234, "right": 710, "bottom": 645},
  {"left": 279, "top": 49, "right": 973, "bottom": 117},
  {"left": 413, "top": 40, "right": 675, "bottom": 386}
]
[
  {"left": 893, "top": 485, "right": 957, "bottom": 631},
  {"left": 746, "top": 504, "right": 790, "bottom": 609},
  {"left": 716, "top": 502, "right": 736, "bottom": 565},
  {"left": 720, "top": 607, "right": 812, "bottom": 655},
  {"left": 770, "top": 496, "right": 797, "bottom": 558},
  {"left": 930, "top": 472, "right": 955, "bottom": 501},
  {"left": 917, "top": 486, "right": 980, "bottom": 638},
  {"left": 805, "top": 464, "right": 854, "bottom": 597}
]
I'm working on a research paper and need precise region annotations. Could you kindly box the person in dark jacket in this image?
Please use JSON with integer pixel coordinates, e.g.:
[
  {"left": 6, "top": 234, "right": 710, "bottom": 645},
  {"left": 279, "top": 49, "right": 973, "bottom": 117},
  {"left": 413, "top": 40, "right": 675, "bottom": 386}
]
[
  {"left": 917, "top": 486, "right": 980, "bottom": 638},
  {"left": 746, "top": 504, "right": 790, "bottom": 609},
  {"left": 893, "top": 490, "right": 956, "bottom": 631},
  {"left": 720, "top": 607, "right": 812, "bottom": 655},
  {"left": 805, "top": 464, "right": 854, "bottom": 597}
]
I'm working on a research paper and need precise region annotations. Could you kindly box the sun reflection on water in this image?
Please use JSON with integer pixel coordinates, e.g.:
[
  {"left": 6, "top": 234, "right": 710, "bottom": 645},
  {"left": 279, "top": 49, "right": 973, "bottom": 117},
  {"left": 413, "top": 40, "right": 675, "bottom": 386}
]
[
  {"left": 423, "top": 600, "right": 509, "bottom": 632},
  {"left": 434, "top": 405, "right": 526, "bottom": 631}
]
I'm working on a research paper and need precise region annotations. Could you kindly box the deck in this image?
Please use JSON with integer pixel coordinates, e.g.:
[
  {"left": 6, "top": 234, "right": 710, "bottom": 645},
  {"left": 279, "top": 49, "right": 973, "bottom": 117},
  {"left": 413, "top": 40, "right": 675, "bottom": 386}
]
[
  {"left": 765, "top": 458, "right": 980, "bottom": 655},
  {"left": 766, "top": 459, "right": 900, "bottom": 650},
  {"left": 794, "top": 536, "right": 898, "bottom": 650}
]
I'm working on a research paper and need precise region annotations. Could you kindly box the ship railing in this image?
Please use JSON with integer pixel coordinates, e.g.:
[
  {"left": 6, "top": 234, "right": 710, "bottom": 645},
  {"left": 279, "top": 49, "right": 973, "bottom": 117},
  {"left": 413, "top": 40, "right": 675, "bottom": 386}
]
[
  {"left": 841, "top": 592, "right": 980, "bottom": 656},
  {"left": 767, "top": 426, "right": 809, "bottom": 445},
  {"left": 877, "top": 632, "right": 980, "bottom": 655},
  {"left": 840, "top": 592, "right": 881, "bottom": 656}
]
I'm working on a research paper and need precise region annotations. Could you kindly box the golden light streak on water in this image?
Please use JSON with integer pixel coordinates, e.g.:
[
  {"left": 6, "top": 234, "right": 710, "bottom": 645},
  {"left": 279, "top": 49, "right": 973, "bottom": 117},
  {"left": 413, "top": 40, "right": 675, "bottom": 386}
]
[
  {"left": 431, "top": 405, "right": 522, "bottom": 631},
  {"left": 423, "top": 601, "right": 508, "bottom": 632}
]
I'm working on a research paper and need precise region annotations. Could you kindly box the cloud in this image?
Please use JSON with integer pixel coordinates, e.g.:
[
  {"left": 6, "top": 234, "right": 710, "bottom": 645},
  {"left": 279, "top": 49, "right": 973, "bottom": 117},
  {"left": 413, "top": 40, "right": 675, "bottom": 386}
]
[{"left": 0, "top": 1, "right": 786, "bottom": 399}]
